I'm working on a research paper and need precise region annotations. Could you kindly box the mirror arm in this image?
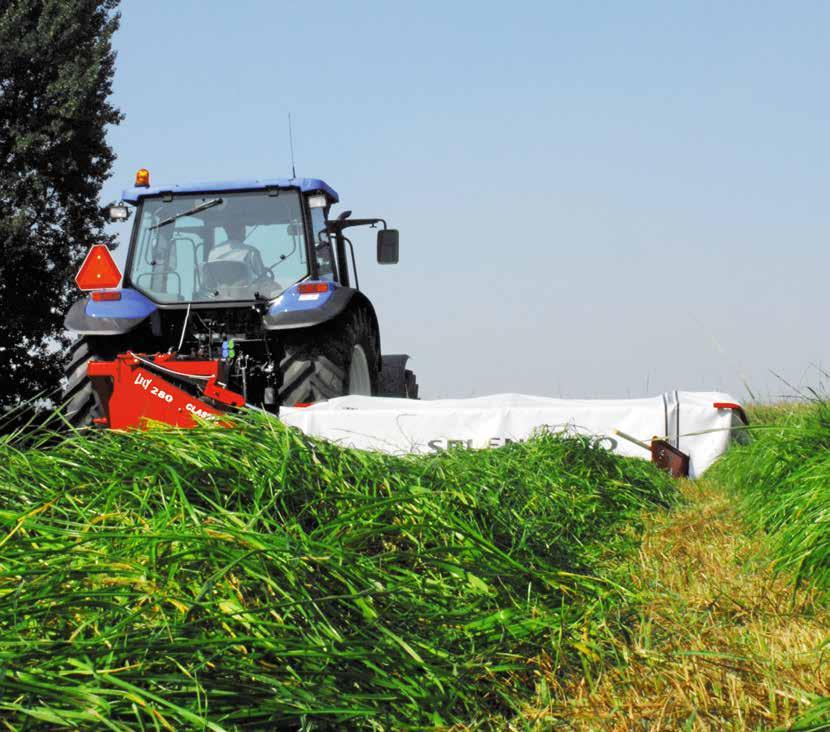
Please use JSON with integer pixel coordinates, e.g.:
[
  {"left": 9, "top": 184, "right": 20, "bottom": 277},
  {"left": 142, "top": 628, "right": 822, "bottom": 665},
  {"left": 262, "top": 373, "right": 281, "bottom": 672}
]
[
  {"left": 344, "top": 235, "right": 359, "bottom": 290},
  {"left": 326, "top": 217, "right": 387, "bottom": 232}
]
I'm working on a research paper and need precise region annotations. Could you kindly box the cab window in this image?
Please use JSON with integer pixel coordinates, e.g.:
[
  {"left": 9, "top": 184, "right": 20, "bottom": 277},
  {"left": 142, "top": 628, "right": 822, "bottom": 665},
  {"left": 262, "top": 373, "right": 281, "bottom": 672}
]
[
  {"left": 129, "top": 190, "right": 308, "bottom": 302},
  {"left": 309, "top": 206, "right": 335, "bottom": 281}
]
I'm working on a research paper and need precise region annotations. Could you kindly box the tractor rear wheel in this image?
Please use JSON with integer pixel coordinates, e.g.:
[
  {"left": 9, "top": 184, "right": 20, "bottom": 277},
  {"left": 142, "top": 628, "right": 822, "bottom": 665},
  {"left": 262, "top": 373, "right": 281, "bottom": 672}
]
[
  {"left": 61, "top": 337, "right": 104, "bottom": 428},
  {"left": 277, "top": 307, "right": 379, "bottom": 407}
]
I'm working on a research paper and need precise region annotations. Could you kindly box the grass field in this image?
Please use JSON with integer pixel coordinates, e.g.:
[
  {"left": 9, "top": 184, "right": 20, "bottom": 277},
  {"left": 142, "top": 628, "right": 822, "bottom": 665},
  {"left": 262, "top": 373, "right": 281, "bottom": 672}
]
[
  {"left": 0, "top": 404, "right": 828, "bottom": 729},
  {"left": 712, "top": 402, "right": 830, "bottom": 596},
  {"left": 541, "top": 402, "right": 830, "bottom": 730},
  {"left": 0, "top": 416, "right": 676, "bottom": 729}
]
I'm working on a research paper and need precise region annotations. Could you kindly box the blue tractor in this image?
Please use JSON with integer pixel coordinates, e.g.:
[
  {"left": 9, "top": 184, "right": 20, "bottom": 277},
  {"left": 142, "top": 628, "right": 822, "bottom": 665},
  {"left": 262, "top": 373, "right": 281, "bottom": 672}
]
[{"left": 62, "top": 170, "right": 418, "bottom": 428}]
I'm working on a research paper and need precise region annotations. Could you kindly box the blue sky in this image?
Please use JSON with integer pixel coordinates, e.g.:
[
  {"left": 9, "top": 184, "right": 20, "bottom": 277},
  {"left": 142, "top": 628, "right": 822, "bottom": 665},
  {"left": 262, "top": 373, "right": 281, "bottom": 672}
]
[{"left": 103, "top": 1, "right": 830, "bottom": 400}]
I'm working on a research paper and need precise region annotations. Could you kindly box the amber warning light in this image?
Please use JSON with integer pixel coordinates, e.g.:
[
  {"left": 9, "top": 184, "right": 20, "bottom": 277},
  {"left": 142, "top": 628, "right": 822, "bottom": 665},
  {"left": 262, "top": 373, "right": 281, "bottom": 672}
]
[
  {"left": 75, "top": 245, "right": 122, "bottom": 291},
  {"left": 135, "top": 168, "right": 150, "bottom": 187}
]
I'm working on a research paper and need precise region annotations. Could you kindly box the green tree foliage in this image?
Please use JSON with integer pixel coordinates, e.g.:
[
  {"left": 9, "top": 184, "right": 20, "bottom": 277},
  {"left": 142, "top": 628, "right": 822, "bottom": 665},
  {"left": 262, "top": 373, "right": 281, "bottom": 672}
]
[{"left": 0, "top": 0, "right": 121, "bottom": 411}]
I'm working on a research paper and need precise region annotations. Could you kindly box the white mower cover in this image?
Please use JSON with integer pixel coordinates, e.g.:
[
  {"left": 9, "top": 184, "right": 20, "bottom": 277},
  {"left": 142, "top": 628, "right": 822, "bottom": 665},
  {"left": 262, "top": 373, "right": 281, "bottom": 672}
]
[{"left": 280, "top": 392, "right": 747, "bottom": 477}]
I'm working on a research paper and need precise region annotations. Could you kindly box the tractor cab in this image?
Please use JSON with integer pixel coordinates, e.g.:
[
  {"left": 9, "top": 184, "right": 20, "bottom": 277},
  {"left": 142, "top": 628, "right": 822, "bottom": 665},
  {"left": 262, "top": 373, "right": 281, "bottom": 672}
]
[
  {"left": 115, "top": 173, "right": 337, "bottom": 305},
  {"left": 104, "top": 171, "right": 399, "bottom": 307}
]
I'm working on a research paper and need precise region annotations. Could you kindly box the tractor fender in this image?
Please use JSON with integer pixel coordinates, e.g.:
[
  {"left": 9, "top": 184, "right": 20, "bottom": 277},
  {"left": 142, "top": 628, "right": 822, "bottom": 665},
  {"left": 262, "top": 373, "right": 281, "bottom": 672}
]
[
  {"left": 64, "top": 288, "right": 159, "bottom": 336},
  {"left": 263, "top": 285, "right": 382, "bottom": 366},
  {"left": 263, "top": 286, "right": 376, "bottom": 333}
]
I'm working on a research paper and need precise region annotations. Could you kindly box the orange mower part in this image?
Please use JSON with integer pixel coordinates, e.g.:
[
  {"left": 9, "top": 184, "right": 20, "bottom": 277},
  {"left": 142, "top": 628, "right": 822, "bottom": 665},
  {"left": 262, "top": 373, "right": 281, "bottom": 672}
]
[{"left": 86, "top": 353, "right": 244, "bottom": 429}]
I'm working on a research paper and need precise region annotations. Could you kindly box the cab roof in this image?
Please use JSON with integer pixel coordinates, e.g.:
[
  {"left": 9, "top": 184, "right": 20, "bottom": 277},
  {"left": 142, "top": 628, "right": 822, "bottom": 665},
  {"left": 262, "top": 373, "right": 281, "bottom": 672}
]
[{"left": 122, "top": 177, "right": 339, "bottom": 205}]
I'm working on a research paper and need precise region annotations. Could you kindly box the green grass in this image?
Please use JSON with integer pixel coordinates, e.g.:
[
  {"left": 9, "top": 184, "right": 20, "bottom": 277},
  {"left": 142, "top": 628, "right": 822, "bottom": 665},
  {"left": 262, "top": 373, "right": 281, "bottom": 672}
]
[
  {"left": 710, "top": 401, "right": 830, "bottom": 594},
  {"left": 709, "top": 401, "right": 830, "bottom": 731},
  {"left": 0, "top": 415, "right": 676, "bottom": 729}
]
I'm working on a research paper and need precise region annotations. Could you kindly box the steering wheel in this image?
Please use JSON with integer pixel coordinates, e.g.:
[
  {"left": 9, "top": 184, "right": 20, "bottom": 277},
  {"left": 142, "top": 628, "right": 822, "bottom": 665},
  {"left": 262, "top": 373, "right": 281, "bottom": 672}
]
[
  {"left": 256, "top": 268, "right": 283, "bottom": 295},
  {"left": 264, "top": 255, "right": 286, "bottom": 273},
  {"left": 263, "top": 259, "right": 289, "bottom": 284}
]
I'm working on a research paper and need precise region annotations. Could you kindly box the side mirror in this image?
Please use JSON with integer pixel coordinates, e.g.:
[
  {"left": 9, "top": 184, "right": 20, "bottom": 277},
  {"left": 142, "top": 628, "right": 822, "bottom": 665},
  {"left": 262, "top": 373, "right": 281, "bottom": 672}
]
[
  {"left": 377, "top": 229, "right": 399, "bottom": 264},
  {"left": 108, "top": 204, "right": 131, "bottom": 223}
]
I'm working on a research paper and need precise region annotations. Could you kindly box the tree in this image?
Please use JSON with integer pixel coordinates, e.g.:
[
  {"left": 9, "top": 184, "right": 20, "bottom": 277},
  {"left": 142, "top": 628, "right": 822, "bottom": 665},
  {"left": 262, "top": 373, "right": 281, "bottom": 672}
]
[{"left": 0, "top": 0, "right": 121, "bottom": 414}]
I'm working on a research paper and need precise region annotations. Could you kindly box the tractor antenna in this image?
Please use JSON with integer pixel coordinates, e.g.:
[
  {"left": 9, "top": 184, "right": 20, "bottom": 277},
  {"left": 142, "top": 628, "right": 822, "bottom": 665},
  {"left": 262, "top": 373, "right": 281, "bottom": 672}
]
[{"left": 288, "top": 113, "right": 297, "bottom": 179}]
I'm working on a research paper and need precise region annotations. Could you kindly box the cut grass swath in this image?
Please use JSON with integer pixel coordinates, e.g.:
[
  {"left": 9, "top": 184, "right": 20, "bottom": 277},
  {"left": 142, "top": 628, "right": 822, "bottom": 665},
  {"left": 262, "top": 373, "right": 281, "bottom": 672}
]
[{"left": 0, "top": 414, "right": 676, "bottom": 728}]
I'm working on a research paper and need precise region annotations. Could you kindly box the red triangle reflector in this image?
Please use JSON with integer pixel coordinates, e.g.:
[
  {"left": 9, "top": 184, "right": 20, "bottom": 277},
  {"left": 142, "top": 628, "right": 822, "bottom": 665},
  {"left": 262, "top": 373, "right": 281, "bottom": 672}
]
[{"left": 75, "top": 245, "right": 122, "bottom": 290}]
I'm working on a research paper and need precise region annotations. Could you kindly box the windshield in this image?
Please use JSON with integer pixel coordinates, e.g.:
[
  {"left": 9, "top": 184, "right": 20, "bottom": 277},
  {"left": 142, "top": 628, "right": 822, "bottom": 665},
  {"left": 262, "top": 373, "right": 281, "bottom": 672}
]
[{"left": 128, "top": 190, "right": 308, "bottom": 303}]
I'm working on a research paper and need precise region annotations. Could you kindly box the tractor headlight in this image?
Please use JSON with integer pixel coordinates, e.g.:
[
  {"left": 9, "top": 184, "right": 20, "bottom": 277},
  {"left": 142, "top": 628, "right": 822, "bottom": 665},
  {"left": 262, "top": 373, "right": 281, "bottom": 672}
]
[{"left": 108, "top": 203, "right": 131, "bottom": 222}]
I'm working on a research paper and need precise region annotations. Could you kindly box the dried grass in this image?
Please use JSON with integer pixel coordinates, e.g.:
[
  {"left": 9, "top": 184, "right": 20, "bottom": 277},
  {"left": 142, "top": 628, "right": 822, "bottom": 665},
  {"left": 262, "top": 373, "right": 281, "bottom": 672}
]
[{"left": 532, "top": 478, "right": 830, "bottom": 730}]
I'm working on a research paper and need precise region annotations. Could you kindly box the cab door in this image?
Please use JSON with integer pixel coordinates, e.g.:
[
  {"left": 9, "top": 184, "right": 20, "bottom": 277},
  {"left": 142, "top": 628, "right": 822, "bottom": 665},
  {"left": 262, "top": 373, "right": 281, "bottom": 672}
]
[{"left": 309, "top": 202, "right": 344, "bottom": 283}]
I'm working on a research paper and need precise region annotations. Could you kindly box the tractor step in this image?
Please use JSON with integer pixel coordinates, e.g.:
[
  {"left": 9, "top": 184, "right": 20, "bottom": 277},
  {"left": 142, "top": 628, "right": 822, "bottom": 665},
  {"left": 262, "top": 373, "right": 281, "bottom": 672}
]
[{"left": 87, "top": 353, "right": 244, "bottom": 429}]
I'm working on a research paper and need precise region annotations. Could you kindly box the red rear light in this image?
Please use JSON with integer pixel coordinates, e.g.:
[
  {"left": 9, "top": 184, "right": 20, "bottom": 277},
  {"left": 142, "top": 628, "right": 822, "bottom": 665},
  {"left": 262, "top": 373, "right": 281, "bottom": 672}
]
[
  {"left": 298, "top": 282, "right": 329, "bottom": 295},
  {"left": 713, "top": 402, "right": 749, "bottom": 425},
  {"left": 91, "top": 291, "right": 121, "bottom": 301},
  {"left": 75, "top": 245, "right": 122, "bottom": 290}
]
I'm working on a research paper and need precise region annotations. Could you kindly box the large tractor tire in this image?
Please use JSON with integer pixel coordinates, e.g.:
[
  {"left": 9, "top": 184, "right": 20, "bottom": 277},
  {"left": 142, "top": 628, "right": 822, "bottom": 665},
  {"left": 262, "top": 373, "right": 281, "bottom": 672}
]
[
  {"left": 61, "top": 337, "right": 104, "bottom": 428},
  {"left": 277, "top": 307, "right": 379, "bottom": 407}
]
